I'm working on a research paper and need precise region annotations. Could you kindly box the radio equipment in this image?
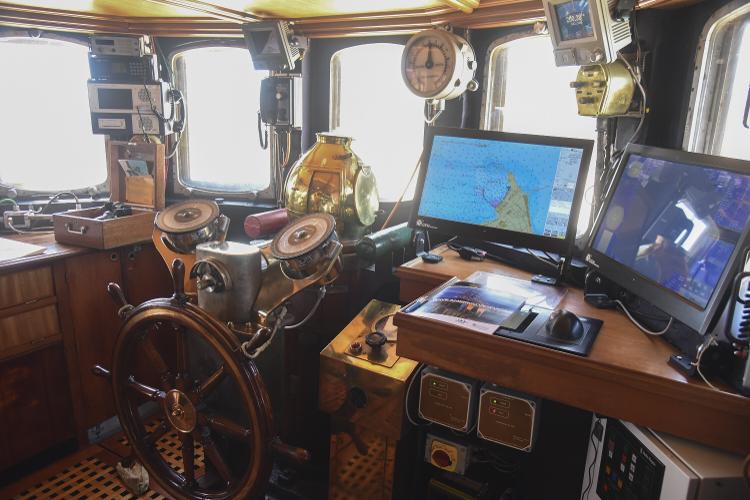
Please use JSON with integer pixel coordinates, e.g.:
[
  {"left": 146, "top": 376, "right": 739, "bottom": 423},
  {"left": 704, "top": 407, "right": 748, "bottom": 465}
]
[
  {"left": 476, "top": 384, "right": 539, "bottom": 452},
  {"left": 90, "top": 112, "right": 173, "bottom": 137},
  {"left": 90, "top": 35, "right": 152, "bottom": 57},
  {"left": 88, "top": 53, "right": 158, "bottom": 83},
  {"left": 259, "top": 76, "right": 301, "bottom": 127},
  {"left": 418, "top": 367, "right": 478, "bottom": 432},
  {"left": 87, "top": 81, "right": 172, "bottom": 115}
]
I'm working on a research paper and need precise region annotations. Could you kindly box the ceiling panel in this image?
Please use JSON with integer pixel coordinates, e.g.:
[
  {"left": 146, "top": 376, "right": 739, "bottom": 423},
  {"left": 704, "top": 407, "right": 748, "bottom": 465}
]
[
  {"left": 0, "top": 0, "right": 201, "bottom": 17},
  {"left": 0, "top": 0, "right": 449, "bottom": 19}
]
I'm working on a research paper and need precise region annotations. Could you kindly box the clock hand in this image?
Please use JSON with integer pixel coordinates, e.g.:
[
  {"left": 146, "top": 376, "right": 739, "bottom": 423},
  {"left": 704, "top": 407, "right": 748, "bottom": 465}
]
[{"left": 425, "top": 41, "right": 434, "bottom": 70}]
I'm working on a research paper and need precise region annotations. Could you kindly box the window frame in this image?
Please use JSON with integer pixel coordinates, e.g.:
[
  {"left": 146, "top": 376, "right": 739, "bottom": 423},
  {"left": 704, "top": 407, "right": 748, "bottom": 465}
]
[
  {"left": 683, "top": 0, "right": 750, "bottom": 155},
  {"left": 0, "top": 29, "right": 109, "bottom": 197},
  {"left": 169, "top": 40, "right": 275, "bottom": 201},
  {"left": 328, "top": 41, "right": 427, "bottom": 202},
  {"left": 479, "top": 29, "right": 541, "bottom": 132}
]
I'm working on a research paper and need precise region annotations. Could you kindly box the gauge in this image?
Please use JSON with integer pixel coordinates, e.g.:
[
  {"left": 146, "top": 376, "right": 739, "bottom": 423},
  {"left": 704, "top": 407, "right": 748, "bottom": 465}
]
[{"left": 402, "top": 29, "right": 477, "bottom": 100}]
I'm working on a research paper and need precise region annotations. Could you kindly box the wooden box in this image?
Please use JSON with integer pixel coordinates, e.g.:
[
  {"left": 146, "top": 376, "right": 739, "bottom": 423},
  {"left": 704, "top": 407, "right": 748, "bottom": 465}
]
[{"left": 54, "top": 141, "right": 165, "bottom": 249}]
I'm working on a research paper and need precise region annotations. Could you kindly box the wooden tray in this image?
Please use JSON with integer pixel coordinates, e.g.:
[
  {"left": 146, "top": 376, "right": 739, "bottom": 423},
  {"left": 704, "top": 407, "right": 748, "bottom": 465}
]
[
  {"left": 53, "top": 141, "right": 165, "bottom": 249},
  {"left": 53, "top": 206, "right": 155, "bottom": 249}
]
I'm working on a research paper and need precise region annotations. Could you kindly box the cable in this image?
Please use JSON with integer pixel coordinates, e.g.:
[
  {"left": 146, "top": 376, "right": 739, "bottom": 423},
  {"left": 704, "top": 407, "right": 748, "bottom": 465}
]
[
  {"left": 525, "top": 248, "right": 558, "bottom": 269},
  {"left": 0, "top": 198, "right": 19, "bottom": 210},
  {"left": 581, "top": 417, "right": 600, "bottom": 500},
  {"left": 284, "top": 285, "right": 326, "bottom": 330},
  {"left": 380, "top": 152, "right": 423, "bottom": 231},
  {"left": 615, "top": 299, "right": 672, "bottom": 336},
  {"left": 43, "top": 191, "right": 80, "bottom": 212},
  {"left": 404, "top": 364, "right": 424, "bottom": 427}
]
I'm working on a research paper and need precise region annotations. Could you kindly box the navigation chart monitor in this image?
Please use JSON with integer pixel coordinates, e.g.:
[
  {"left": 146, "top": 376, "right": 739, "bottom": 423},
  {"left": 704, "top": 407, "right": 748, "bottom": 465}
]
[
  {"left": 411, "top": 127, "right": 594, "bottom": 255},
  {"left": 586, "top": 144, "right": 750, "bottom": 334}
]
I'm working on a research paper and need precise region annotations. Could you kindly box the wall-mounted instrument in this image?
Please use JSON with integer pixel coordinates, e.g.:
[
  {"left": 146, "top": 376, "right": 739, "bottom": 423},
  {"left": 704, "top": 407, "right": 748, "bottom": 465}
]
[
  {"left": 87, "top": 81, "right": 181, "bottom": 137},
  {"left": 418, "top": 367, "right": 478, "bottom": 433},
  {"left": 259, "top": 76, "right": 302, "bottom": 128},
  {"left": 242, "top": 21, "right": 304, "bottom": 72},
  {"left": 284, "top": 133, "right": 379, "bottom": 242},
  {"left": 477, "top": 384, "right": 540, "bottom": 452},
  {"left": 543, "top": 0, "right": 633, "bottom": 66},
  {"left": 90, "top": 34, "right": 152, "bottom": 57},
  {"left": 88, "top": 53, "right": 158, "bottom": 83},
  {"left": 402, "top": 29, "right": 478, "bottom": 123},
  {"left": 571, "top": 60, "right": 636, "bottom": 116}
]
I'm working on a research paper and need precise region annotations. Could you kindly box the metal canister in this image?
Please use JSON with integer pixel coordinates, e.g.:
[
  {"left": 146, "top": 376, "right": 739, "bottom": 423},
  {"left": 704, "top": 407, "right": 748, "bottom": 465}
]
[
  {"left": 191, "top": 241, "right": 262, "bottom": 324},
  {"left": 244, "top": 208, "right": 290, "bottom": 239}
]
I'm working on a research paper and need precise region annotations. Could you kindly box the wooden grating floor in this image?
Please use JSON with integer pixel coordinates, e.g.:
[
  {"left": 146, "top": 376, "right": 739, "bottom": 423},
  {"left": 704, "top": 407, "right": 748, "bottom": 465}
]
[{"left": 1, "top": 420, "right": 204, "bottom": 500}]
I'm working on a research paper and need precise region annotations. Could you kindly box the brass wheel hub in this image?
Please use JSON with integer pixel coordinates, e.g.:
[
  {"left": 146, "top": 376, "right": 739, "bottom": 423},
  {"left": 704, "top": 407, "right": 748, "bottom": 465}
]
[{"left": 163, "top": 389, "right": 197, "bottom": 433}]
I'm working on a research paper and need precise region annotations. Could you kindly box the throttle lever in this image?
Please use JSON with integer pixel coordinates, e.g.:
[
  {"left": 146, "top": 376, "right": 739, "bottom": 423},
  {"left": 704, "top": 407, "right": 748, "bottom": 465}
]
[
  {"left": 107, "top": 282, "right": 133, "bottom": 318},
  {"left": 171, "top": 259, "right": 188, "bottom": 305},
  {"left": 270, "top": 437, "right": 311, "bottom": 465}
]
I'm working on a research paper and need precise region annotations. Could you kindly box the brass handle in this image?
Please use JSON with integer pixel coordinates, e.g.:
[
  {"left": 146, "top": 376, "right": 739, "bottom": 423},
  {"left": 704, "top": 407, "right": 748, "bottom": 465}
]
[{"left": 64, "top": 223, "right": 87, "bottom": 235}]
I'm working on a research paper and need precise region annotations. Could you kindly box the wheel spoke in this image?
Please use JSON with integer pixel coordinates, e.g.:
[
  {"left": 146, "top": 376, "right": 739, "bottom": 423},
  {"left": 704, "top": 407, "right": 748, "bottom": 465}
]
[
  {"left": 181, "top": 433, "right": 195, "bottom": 485},
  {"left": 176, "top": 327, "right": 190, "bottom": 391},
  {"left": 196, "top": 365, "right": 226, "bottom": 399},
  {"left": 201, "top": 432, "right": 233, "bottom": 484},
  {"left": 206, "top": 415, "right": 252, "bottom": 442},
  {"left": 145, "top": 420, "right": 169, "bottom": 448},
  {"left": 141, "top": 333, "right": 171, "bottom": 389},
  {"left": 127, "top": 375, "right": 166, "bottom": 401}
]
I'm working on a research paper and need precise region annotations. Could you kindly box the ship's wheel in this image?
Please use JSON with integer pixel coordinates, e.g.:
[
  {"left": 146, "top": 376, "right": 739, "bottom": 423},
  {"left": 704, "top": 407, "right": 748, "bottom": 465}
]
[{"left": 96, "top": 260, "right": 306, "bottom": 500}]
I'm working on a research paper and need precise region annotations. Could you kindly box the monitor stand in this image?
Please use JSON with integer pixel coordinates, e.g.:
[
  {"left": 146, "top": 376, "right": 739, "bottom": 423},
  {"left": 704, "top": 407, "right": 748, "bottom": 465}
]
[{"left": 452, "top": 238, "right": 568, "bottom": 285}]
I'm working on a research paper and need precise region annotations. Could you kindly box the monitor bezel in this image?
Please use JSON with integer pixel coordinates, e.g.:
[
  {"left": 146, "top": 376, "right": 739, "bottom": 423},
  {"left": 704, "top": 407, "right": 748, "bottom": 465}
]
[
  {"left": 545, "top": 0, "right": 602, "bottom": 49},
  {"left": 410, "top": 126, "right": 594, "bottom": 255},
  {"left": 585, "top": 143, "right": 750, "bottom": 335}
]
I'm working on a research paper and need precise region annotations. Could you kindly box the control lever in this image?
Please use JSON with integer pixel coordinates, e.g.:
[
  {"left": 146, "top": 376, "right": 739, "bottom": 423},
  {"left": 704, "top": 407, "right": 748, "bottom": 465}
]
[
  {"left": 270, "top": 437, "right": 311, "bottom": 464},
  {"left": 107, "top": 282, "right": 133, "bottom": 318},
  {"left": 171, "top": 259, "right": 188, "bottom": 304},
  {"left": 92, "top": 364, "right": 112, "bottom": 379}
]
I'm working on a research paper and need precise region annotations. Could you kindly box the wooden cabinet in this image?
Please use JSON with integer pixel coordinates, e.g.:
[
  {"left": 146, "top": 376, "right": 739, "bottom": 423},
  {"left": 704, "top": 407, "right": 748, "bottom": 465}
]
[
  {"left": 0, "top": 264, "right": 75, "bottom": 470},
  {"left": 63, "top": 244, "right": 172, "bottom": 434}
]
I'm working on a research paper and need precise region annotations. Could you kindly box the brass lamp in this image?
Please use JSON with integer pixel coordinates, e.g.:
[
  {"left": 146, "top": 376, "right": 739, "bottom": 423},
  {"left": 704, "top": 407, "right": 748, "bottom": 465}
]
[{"left": 284, "top": 133, "right": 379, "bottom": 242}]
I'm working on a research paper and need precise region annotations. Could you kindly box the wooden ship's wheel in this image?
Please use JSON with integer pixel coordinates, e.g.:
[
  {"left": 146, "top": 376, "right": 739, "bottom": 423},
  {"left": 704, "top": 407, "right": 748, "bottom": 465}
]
[{"left": 95, "top": 260, "right": 307, "bottom": 500}]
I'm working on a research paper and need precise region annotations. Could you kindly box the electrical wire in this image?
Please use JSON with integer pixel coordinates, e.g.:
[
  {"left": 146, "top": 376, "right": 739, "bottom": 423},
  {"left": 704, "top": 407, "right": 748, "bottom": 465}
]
[
  {"left": 615, "top": 299, "right": 673, "bottom": 336},
  {"left": 380, "top": 152, "right": 423, "bottom": 230},
  {"left": 284, "top": 285, "right": 326, "bottom": 330},
  {"left": 43, "top": 191, "right": 80, "bottom": 212},
  {"left": 581, "top": 417, "right": 600, "bottom": 500},
  {"left": 0, "top": 198, "right": 19, "bottom": 210},
  {"left": 404, "top": 364, "right": 424, "bottom": 427}
]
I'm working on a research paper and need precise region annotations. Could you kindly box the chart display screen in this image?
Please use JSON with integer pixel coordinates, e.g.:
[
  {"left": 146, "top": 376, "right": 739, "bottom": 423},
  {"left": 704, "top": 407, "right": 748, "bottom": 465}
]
[
  {"left": 554, "top": 0, "right": 594, "bottom": 41},
  {"left": 591, "top": 153, "right": 750, "bottom": 308},
  {"left": 416, "top": 135, "right": 586, "bottom": 240}
]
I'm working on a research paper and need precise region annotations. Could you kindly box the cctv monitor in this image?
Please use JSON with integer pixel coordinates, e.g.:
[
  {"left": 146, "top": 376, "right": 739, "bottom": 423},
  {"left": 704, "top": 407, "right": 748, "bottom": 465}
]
[
  {"left": 587, "top": 144, "right": 750, "bottom": 334},
  {"left": 543, "top": 0, "right": 632, "bottom": 66},
  {"left": 242, "top": 21, "right": 300, "bottom": 71},
  {"left": 410, "top": 127, "right": 594, "bottom": 256}
]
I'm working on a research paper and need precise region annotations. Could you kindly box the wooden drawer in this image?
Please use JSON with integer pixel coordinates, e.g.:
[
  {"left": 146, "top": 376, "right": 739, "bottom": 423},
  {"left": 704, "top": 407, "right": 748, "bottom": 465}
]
[
  {"left": 0, "top": 305, "right": 61, "bottom": 359},
  {"left": 0, "top": 266, "right": 54, "bottom": 310}
]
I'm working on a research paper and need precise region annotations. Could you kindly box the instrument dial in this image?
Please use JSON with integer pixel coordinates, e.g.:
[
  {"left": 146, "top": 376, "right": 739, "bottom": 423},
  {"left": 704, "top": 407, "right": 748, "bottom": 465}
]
[{"left": 402, "top": 29, "right": 477, "bottom": 100}]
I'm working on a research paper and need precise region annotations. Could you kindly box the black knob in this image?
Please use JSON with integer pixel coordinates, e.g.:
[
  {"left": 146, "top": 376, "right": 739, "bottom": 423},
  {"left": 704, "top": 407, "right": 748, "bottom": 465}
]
[
  {"left": 365, "top": 331, "right": 387, "bottom": 351},
  {"left": 349, "top": 387, "right": 367, "bottom": 409}
]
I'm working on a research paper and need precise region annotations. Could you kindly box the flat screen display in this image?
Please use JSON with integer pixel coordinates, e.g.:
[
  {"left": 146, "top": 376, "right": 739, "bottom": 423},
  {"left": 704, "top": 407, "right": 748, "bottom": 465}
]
[
  {"left": 554, "top": 0, "right": 595, "bottom": 41},
  {"left": 415, "top": 134, "right": 587, "bottom": 241},
  {"left": 98, "top": 88, "right": 132, "bottom": 110},
  {"left": 591, "top": 153, "right": 750, "bottom": 309}
]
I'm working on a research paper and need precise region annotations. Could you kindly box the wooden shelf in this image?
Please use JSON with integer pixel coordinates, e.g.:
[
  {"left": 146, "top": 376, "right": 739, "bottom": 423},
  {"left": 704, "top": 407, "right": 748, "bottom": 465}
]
[{"left": 394, "top": 245, "right": 750, "bottom": 455}]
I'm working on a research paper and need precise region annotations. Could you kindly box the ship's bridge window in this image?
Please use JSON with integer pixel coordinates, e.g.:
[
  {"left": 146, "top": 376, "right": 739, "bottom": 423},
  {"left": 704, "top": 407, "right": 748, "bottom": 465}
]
[
  {"left": 172, "top": 46, "right": 269, "bottom": 194},
  {"left": 685, "top": 1, "right": 750, "bottom": 161},
  {"left": 482, "top": 35, "right": 597, "bottom": 236},
  {"left": 0, "top": 36, "right": 106, "bottom": 193},
  {"left": 330, "top": 43, "right": 425, "bottom": 201}
]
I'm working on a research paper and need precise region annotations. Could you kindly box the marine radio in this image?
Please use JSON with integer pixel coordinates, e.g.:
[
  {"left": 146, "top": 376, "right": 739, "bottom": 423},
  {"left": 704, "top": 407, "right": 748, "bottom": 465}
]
[
  {"left": 90, "top": 34, "right": 152, "bottom": 57},
  {"left": 88, "top": 53, "right": 158, "bottom": 83},
  {"left": 87, "top": 80, "right": 181, "bottom": 137}
]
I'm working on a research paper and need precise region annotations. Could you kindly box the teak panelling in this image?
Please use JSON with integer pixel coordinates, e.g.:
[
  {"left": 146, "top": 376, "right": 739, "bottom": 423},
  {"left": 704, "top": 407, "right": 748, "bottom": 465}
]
[
  {"left": 0, "top": 304, "right": 61, "bottom": 358},
  {"left": 394, "top": 245, "right": 750, "bottom": 454},
  {"left": 64, "top": 251, "right": 123, "bottom": 430},
  {"left": 0, "top": 266, "right": 53, "bottom": 310}
]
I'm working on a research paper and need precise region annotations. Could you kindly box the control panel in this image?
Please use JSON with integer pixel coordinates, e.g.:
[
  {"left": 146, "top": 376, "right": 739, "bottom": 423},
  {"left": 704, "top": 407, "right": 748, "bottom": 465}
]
[
  {"left": 477, "top": 384, "right": 539, "bottom": 452},
  {"left": 418, "top": 368, "right": 477, "bottom": 432},
  {"left": 596, "top": 419, "right": 665, "bottom": 500},
  {"left": 424, "top": 434, "right": 471, "bottom": 474}
]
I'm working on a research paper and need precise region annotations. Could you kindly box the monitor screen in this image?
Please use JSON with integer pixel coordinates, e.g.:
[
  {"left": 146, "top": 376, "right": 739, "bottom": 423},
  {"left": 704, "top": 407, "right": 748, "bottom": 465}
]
[
  {"left": 412, "top": 127, "right": 593, "bottom": 254},
  {"left": 554, "top": 0, "right": 595, "bottom": 41},
  {"left": 588, "top": 145, "right": 750, "bottom": 333}
]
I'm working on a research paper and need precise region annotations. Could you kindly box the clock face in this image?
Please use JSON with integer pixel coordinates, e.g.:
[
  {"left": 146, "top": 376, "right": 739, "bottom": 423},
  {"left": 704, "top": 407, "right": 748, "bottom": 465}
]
[{"left": 403, "top": 33, "right": 457, "bottom": 98}]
